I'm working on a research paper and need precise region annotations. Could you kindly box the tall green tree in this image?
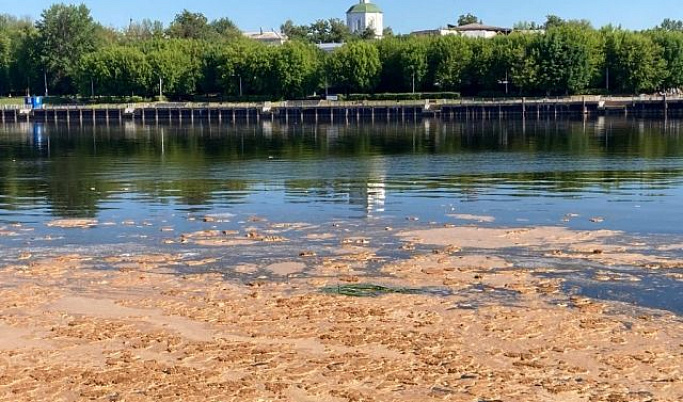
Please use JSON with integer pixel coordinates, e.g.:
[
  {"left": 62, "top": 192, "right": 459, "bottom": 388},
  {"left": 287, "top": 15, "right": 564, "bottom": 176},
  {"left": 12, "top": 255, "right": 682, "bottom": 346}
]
[
  {"left": 271, "top": 41, "right": 321, "bottom": 98},
  {"left": 145, "top": 40, "right": 199, "bottom": 96},
  {"left": 464, "top": 39, "right": 496, "bottom": 93},
  {"left": 393, "top": 37, "right": 429, "bottom": 92},
  {"left": 458, "top": 13, "right": 481, "bottom": 26},
  {"left": 196, "top": 42, "right": 228, "bottom": 95},
  {"left": 505, "top": 33, "right": 541, "bottom": 94},
  {"left": 606, "top": 30, "right": 665, "bottom": 93},
  {"left": 79, "top": 46, "right": 150, "bottom": 96},
  {"left": 0, "top": 32, "right": 10, "bottom": 94},
  {"left": 326, "top": 41, "right": 381, "bottom": 94},
  {"left": 658, "top": 19, "right": 683, "bottom": 32},
  {"left": 124, "top": 19, "right": 165, "bottom": 42},
  {"left": 218, "top": 39, "right": 253, "bottom": 96},
  {"left": 650, "top": 30, "right": 683, "bottom": 89},
  {"left": 428, "top": 36, "right": 471, "bottom": 91},
  {"left": 281, "top": 20, "right": 309, "bottom": 42},
  {"left": 536, "top": 24, "right": 602, "bottom": 94},
  {"left": 210, "top": 18, "right": 241, "bottom": 40},
  {"left": 167, "top": 10, "right": 212, "bottom": 40},
  {"left": 241, "top": 44, "right": 276, "bottom": 95},
  {"left": 7, "top": 24, "right": 41, "bottom": 95},
  {"left": 36, "top": 3, "right": 98, "bottom": 95},
  {"left": 281, "top": 18, "right": 351, "bottom": 43}
]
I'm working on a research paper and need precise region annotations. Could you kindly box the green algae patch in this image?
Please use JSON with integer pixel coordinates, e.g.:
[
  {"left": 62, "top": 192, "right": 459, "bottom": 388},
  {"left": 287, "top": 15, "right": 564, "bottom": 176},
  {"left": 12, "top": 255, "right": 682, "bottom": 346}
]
[{"left": 322, "top": 283, "right": 450, "bottom": 298}]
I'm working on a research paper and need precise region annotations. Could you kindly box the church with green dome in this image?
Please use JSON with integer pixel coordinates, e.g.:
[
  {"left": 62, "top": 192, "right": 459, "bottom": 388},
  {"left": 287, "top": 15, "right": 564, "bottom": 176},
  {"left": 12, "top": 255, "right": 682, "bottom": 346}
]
[{"left": 346, "top": 0, "right": 384, "bottom": 38}]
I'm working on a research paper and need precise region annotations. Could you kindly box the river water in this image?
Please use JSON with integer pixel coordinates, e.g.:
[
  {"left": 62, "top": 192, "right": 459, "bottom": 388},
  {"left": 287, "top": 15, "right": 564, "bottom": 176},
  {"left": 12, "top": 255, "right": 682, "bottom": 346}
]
[{"left": 1, "top": 117, "right": 682, "bottom": 312}]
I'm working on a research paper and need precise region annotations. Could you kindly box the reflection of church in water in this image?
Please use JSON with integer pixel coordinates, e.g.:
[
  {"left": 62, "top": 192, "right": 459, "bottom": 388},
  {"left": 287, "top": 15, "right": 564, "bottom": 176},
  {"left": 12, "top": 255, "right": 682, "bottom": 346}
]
[
  {"left": 320, "top": 126, "right": 387, "bottom": 216},
  {"left": 349, "top": 180, "right": 386, "bottom": 216},
  {"left": 348, "top": 158, "right": 387, "bottom": 217}
]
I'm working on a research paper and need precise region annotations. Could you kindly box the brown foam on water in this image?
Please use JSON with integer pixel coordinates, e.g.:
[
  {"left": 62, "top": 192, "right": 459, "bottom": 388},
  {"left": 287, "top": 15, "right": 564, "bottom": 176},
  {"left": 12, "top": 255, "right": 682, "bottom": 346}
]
[{"left": 0, "top": 225, "right": 681, "bottom": 401}]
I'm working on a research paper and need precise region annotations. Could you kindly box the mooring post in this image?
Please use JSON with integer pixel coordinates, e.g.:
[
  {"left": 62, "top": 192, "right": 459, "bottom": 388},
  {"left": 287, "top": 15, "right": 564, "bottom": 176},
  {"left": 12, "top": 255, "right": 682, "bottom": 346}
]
[{"left": 555, "top": 97, "right": 560, "bottom": 118}]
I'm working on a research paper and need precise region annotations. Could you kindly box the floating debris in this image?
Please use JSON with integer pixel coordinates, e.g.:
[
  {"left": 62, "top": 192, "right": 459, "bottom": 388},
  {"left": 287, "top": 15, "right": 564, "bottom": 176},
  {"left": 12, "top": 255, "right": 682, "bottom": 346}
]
[
  {"left": 46, "top": 219, "right": 98, "bottom": 229},
  {"left": 399, "top": 243, "right": 416, "bottom": 251},
  {"left": 341, "top": 238, "right": 370, "bottom": 246},
  {"left": 432, "top": 245, "right": 461, "bottom": 255}
]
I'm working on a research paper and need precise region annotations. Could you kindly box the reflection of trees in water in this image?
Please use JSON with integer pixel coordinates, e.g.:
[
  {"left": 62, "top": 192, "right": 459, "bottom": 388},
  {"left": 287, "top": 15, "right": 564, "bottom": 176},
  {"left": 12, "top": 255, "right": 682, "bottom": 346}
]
[
  {"left": 0, "top": 118, "right": 682, "bottom": 219},
  {"left": 45, "top": 157, "right": 107, "bottom": 218}
]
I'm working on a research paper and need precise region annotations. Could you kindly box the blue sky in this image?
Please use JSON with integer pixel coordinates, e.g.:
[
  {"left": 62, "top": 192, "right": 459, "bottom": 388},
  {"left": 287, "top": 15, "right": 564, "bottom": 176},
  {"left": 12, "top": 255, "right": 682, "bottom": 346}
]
[{"left": 3, "top": 0, "right": 681, "bottom": 33}]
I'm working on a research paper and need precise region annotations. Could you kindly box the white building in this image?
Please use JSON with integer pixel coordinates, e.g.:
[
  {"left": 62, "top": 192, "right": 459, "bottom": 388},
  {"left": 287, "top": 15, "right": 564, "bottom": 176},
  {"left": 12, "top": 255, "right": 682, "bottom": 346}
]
[
  {"left": 317, "top": 43, "right": 345, "bottom": 53},
  {"left": 243, "top": 29, "right": 288, "bottom": 45},
  {"left": 346, "top": 0, "right": 383, "bottom": 38},
  {"left": 412, "top": 23, "right": 512, "bottom": 39}
]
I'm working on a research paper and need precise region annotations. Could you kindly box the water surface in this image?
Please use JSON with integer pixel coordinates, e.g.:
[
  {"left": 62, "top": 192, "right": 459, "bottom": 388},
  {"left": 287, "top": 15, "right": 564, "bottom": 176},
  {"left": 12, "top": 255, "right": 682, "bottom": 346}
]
[{"left": 1, "top": 117, "right": 682, "bottom": 312}]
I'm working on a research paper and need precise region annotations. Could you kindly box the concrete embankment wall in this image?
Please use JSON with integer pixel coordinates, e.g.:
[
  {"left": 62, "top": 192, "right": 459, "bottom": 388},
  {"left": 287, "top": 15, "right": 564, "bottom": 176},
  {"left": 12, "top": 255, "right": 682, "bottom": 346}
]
[{"left": 1, "top": 97, "right": 682, "bottom": 124}]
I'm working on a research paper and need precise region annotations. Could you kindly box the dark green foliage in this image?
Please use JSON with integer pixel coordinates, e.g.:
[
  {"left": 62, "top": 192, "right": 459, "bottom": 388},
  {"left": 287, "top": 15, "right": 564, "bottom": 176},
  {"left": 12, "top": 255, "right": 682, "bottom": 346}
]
[
  {"left": 605, "top": 30, "right": 665, "bottom": 93},
  {"left": 326, "top": 41, "right": 381, "bottom": 94},
  {"left": 458, "top": 13, "right": 481, "bottom": 26},
  {"left": 1, "top": 6, "right": 681, "bottom": 98},
  {"left": 0, "top": 32, "right": 10, "bottom": 94},
  {"left": 36, "top": 4, "right": 99, "bottom": 94},
  {"left": 78, "top": 46, "right": 150, "bottom": 96},
  {"left": 658, "top": 19, "right": 683, "bottom": 32},
  {"left": 536, "top": 25, "right": 603, "bottom": 94},
  {"left": 650, "top": 30, "right": 683, "bottom": 89},
  {"left": 428, "top": 36, "right": 472, "bottom": 91},
  {"left": 281, "top": 18, "right": 353, "bottom": 43},
  {"left": 377, "top": 37, "right": 430, "bottom": 92},
  {"left": 167, "top": 10, "right": 211, "bottom": 40}
]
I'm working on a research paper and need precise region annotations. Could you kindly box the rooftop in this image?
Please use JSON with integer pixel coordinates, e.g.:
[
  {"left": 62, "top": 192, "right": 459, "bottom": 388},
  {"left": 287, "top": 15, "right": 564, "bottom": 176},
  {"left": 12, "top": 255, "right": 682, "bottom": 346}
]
[
  {"left": 446, "top": 23, "right": 512, "bottom": 33},
  {"left": 243, "top": 30, "right": 288, "bottom": 43},
  {"left": 347, "top": 1, "right": 382, "bottom": 14}
]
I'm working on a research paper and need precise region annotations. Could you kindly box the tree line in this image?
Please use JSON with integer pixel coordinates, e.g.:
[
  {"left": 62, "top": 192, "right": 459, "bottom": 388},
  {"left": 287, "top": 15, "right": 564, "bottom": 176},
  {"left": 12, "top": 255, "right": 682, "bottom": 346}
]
[{"left": 2, "top": 5, "right": 683, "bottom": 100}]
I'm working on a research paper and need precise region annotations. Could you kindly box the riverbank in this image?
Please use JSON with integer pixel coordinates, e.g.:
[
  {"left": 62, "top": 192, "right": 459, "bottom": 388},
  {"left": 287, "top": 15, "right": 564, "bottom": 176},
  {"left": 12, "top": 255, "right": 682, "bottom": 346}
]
[
  {"left": 1, "top": 223, "right": 682, "bottom": 401},
  {"left": 2, "top": 95, "right": 683, "bottom": 124}
]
